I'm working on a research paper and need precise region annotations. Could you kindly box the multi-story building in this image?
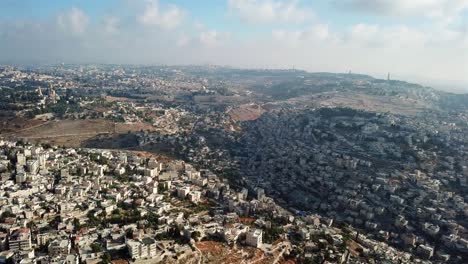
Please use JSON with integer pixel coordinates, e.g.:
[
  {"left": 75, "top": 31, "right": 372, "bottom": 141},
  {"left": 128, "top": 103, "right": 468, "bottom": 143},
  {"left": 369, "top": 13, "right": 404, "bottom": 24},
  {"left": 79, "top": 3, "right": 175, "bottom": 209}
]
[
  {"left": 127, "top": 238, "right": 157, "bottom": 260},
  {"left": 246, "top": 229, "right": 263, "bottom": 248},
  {"left": 177, "top": 187, "right": 190, "bottom": 198},
  {"left": 8, "top": 228, "right": 31, "bottom": 251},
  {"left": 26, "top": 159, "right": 38, "bottom": 173},
  {"left": 417, "top": 244, "right": 434, "bottom": 259},
  {"left": 0, "top": 233, "right": 7, "bottom": 251},
  {"left": 36, "top": 233, "right": 49, "bottom": 246},
  {"left": 189, "top": 191, "right": 201, "bottom": 204},
  {"left": 16, "top": 153, "right": 26, "bottom": 166},
  {"left": 15, "top": 172, "right": 27, "bottom": 184},
  {"left": 48, "top": 239, "right": 71, "bottom": 257}
]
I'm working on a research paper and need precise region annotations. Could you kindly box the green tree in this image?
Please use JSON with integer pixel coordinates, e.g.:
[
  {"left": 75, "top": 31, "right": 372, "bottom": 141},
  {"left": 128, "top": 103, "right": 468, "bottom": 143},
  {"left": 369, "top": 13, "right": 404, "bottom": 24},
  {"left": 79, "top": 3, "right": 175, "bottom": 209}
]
[
  {"left": 101, "top": 252, "right": 111, "bottom": 263},
  {"left": 90, "top": 243, "right": 102, "bottom": 253},
  {"left": 73, "top": 218, "right": 81, "bottom": 232}
]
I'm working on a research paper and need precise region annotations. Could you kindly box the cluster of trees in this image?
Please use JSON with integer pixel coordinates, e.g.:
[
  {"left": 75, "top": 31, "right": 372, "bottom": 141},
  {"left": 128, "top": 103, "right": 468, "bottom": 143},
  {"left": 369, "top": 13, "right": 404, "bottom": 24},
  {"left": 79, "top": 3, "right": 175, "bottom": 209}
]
[
  {"left": 155, "top": 225, "right": 190, "bottom": 244},
  {"left": 0, "top": 89, "right": 38, "bottom": 110},
  {"left": 0, "top": 211, "right": 16, "bottom": 222},
  {"left": 108, "top": 90, "right": 146, "bottom": 100},
  {"left": 263, "top": 225, "right": 283, "bottom": 244},
  {"left": 25, "top": 98, "right": 83, "bottom": 119},
  {"left": 317, "top": 107, "right": 376, "bottom": 119},
  {"left": 89, "top": 153, "right": 108, "bottom": 165}
]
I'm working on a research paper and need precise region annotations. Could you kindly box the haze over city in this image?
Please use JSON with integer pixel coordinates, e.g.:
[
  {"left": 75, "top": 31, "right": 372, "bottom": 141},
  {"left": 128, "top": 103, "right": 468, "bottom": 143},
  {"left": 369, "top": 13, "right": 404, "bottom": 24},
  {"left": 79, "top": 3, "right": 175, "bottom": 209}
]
[
  {"left": 1, "top": 0, "right": 467, "bottom": 91},
  {"left": 0, "top": 2, "right": 468, "bottom": 264}
]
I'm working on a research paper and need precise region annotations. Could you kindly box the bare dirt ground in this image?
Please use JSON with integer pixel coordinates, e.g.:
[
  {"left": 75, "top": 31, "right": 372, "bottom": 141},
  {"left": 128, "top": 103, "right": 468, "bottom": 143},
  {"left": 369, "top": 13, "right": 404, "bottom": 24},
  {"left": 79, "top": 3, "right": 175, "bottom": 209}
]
[
  {"left": 194, "top": 241, "right": 276, "bottom": 264},
  {"left": 239, "top": 217, "right": 256, "bottom": 226},
  {"left": 194, "top": 95, "right": 251, "bottom": 106},
  {"left": 104, "top": 95, "right": 138, "bottom": 103},
  {"left": 228, "top": 104, "right": 266, "bottom": 122},
  {"left": 129, "top": 150, "right": 173, "bottom": 163},
  {"left": 1, "top": 118, "right": 157, "bottom": 148},
  {"left": 0, "top": 111, "right": 46, "bottom": 134},
  {"left": 312, "top": 92, "right": 431, "bottom": 116},
  {"left": 114, "top": 122, "right": 155, "bottom": 133}
]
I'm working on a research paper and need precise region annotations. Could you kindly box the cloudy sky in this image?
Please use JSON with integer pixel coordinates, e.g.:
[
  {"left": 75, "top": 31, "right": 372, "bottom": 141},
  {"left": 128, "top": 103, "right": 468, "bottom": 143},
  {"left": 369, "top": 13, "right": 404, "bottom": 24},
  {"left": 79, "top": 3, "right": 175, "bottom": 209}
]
[{"left": 1, "top": 0, "right": 467, "bottom": 90}]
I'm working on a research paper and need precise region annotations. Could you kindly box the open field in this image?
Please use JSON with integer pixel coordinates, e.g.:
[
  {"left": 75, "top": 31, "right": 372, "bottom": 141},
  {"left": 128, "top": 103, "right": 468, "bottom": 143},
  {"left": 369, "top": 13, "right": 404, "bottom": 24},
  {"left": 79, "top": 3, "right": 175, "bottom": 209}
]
[
  {"left": 195, "top": 241, "right": 274, "bottom": 264},
  {"left": 104, "top": 95, "right": 138, "bottom": 102},
  {"left": 15, "top": 119, "right": 115, "bottom": 137},
  {"left": 0, "top": 111, "right": 46, "bottom": 134},
  {"left": 314, "top": 92, "right": 431, "bottom": 116},
  {"left": 228, "top": 104, "right": 265, "bottom": 122},
  {"left": 1, "top": 119, "right": 157, "bottom": 147},
  {"left": 193, "top": 95, "right": 251, "bottom": 106}
]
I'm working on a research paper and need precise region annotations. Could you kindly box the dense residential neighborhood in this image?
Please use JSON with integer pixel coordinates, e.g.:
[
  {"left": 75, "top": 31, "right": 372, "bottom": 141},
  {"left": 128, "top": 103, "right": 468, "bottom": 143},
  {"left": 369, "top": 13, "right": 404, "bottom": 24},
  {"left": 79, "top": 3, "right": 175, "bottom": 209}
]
[
  {"left": 137, "top": 107, "right": 468, "bottom": 263},
  {"left": 0, "top": 139, "right": 445, "bottom": 263},
  {"left": 0, "top": 65, "right": 467, "bottom": 263}
]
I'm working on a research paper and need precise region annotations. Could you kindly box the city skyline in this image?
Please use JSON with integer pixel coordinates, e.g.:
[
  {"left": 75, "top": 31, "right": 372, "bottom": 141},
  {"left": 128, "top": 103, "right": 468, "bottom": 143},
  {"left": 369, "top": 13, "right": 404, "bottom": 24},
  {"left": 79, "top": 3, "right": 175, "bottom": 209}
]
[{"left": 1, "top": 0, "right": 467, "bottom": 91}]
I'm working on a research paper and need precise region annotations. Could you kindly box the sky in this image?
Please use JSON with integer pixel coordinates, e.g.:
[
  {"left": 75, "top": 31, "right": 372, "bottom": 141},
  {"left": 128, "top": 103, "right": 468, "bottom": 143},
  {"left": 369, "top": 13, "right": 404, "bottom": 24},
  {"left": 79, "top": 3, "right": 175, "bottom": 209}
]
[{"left": 0, "top": 0, "right": 467, "bottom": 91}]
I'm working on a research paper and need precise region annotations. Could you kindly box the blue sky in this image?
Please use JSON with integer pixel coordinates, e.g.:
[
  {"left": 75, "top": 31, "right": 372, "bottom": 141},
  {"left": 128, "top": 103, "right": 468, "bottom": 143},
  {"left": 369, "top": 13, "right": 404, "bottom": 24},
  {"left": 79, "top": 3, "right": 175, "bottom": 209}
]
[
  {"left": 0, "top": 0, "right": 467, "bottom": 90},
  {"left": 1, "top": 0, "right": 432, "bottom": 32}
]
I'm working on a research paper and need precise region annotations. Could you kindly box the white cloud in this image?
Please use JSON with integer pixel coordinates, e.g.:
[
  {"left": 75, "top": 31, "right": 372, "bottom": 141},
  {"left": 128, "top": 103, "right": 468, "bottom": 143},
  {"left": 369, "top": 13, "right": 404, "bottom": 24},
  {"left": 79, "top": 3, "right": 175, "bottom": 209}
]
[
  {"left": 176, "top": 33, "right": 191, "bottom": 47},
  {"left": 193, "top": 21, "right": 205, "bottom": 31},
  {"left": 265, "top": 22, "right": 467, "bottom": 83},
  {"left": 0, "top": 2, "right": 467, "bottom": 89},
  {"left": 199, "top": 30, "right": 230, "bottom": 47},
  {"left": 273, "top": 24, "right": 331, "bottom": 45},
  {"left": 173, "top": 30, "right": 231, "bottom": 48},
  {"left": 309, "top": 24, "right": 330, "bottom": 41},
  {"left": 228, "top": 0, "right": 312, "bottom": 24},
  {"left": 57, "top": 7, "right": 89, "bottom": 35},
  {"left": 336, "top": 0, "right": 468, "bottom": 18},
  {"left": 348, "top": 24, "right": 428, "bottom": 48},
  {"left": 102, "top": 16, "right": 119, "bottom": 35},
  {"left": 273, "top": 23, "right": 445, "bottom": 50},
  {"left": 138, "top": 0, "right": 185, "bottom": 30}
]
